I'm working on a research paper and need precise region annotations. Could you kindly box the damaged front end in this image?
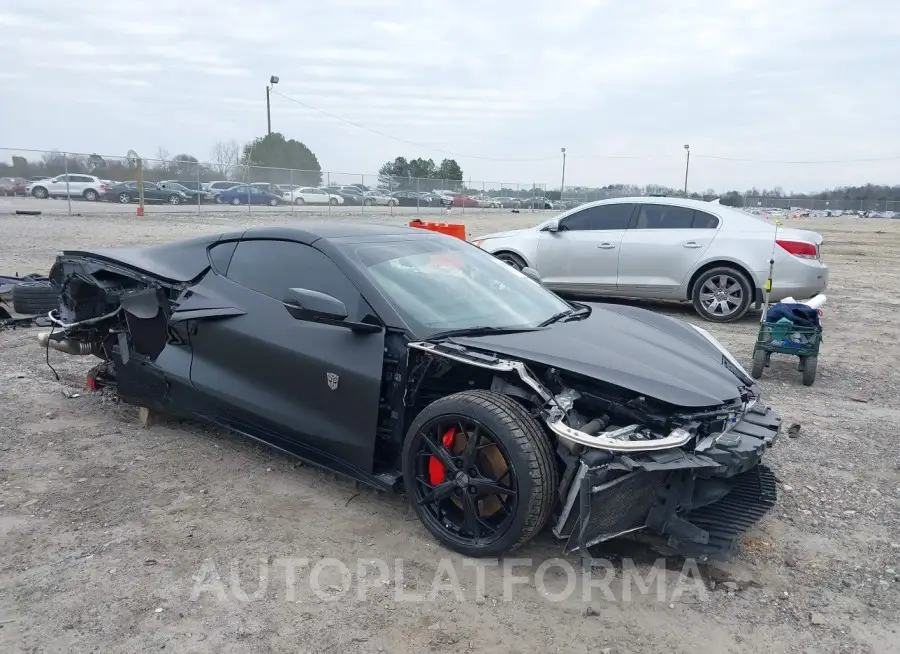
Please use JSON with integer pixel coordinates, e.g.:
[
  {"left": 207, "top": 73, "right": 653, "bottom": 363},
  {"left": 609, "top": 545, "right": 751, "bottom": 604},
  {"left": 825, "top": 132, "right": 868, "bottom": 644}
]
[{"left": 409, "top": 340, "right": 780, "bottom": 561}]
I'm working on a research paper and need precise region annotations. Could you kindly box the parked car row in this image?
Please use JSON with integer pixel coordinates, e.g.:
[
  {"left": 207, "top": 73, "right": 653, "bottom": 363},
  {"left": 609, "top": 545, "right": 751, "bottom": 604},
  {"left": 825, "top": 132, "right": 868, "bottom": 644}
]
[{"left": 16, "top": 174, "right": 568, "bottom": 211}]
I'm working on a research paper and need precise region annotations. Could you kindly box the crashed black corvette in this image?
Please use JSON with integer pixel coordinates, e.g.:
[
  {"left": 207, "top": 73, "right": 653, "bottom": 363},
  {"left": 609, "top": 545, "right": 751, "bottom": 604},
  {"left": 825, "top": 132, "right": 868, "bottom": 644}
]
[{"left": 40, "top": 222, "right": 780, "bottom": 559}]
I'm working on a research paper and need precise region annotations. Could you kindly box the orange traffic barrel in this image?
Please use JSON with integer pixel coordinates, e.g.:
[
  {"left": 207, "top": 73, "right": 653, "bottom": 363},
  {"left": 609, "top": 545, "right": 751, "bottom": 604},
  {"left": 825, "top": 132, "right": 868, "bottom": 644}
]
[{"left": 409, "top": 219, "right": 466, "bottom": 241}]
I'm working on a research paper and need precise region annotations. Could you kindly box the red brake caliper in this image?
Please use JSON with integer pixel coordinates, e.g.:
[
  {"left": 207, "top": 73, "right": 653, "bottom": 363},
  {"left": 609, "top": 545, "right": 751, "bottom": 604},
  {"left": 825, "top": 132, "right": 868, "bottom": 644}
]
[{"left": 428, "top": 428, "right": 456, "bottom": 485}]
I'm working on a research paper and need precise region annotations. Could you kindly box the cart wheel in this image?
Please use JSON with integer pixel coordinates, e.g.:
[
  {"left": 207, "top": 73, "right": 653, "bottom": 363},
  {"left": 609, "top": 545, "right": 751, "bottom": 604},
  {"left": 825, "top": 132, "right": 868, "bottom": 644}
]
[
  {"left": 802, "top": 356, "right": 817, "bottom": 386},
  {"left": 751, "top": 349, "right": 766, "bottom": 379}
]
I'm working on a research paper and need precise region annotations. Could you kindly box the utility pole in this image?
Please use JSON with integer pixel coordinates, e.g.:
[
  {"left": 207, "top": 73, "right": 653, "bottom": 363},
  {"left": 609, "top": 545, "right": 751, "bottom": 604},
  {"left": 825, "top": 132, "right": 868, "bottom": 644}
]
[
  {"left": 683, "top": 144, "right": 690, "bottom": 198},
  {"left": 560, "top": 147, "right": 566, "bottom": 201},
  {"left": 266, "top": 75, "right": 279, "bottom": 135}
]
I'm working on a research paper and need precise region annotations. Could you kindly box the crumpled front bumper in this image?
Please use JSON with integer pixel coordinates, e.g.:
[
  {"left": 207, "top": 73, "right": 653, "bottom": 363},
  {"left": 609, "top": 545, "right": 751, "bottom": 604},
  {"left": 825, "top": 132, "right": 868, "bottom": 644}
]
[{"left": 555, "top": 403, "right": 781, "bottom": 561}]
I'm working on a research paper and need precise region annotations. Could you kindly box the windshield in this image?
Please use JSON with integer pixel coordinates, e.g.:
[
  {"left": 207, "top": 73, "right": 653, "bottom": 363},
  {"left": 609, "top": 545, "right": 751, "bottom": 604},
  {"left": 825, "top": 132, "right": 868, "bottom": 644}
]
[{"left": 338, "top": 237, "right": 573, "bottom": 337}]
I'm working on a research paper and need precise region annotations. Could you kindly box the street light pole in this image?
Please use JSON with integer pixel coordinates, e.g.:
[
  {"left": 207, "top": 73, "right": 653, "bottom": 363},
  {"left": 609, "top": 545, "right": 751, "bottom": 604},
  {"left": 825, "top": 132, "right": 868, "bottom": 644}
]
[
  {"left": 683, "top": 144, "right": 690, "bottom": 198},
  {"left": 266, "top": 75, "right": 279, "bottom": 135},
  {"left": 560, "top": 147, "right": 566, "bottom": 201}
]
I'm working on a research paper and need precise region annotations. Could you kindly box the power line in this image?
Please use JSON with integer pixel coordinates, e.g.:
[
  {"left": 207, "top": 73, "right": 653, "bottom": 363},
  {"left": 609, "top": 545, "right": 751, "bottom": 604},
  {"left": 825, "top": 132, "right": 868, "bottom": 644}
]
[
  {"left": 693, "top": 154, "right": 900, "bottom": 164},
  {"left": 271, "top": 89, "right": 558, "bottom": 163}
]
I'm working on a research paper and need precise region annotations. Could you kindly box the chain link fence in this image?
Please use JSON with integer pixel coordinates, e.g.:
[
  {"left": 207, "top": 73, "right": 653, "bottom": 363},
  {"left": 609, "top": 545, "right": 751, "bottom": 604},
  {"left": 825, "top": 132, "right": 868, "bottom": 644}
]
[
  {"left": 0, "top": 148, "right": 555, "bottom": 217},
  {"left": 4, "top": 148, "right": 899, "bottom": 217}
]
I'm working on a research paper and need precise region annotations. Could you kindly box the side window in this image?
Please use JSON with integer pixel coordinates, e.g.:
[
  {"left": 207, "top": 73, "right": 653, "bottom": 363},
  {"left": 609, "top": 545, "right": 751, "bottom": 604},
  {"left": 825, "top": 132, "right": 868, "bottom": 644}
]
[
  {"left": 634, "top": 204, "right": 695, "bottom": 229},
  {"left": 226, "top": 240, "right": 369, "bottom": 321},
  {"left": 143, "top": 182, "right": 157, "bottom": 189},
  {"left": 560, "top": 203, "right": 634, "bottom": 231},
  {"left": 54, "top": 174, "right": 68, "bottom": 182},
  {"left": 208, "top": 241, "right": 238, "bottom": 274},
  {"left": 692, "top": 211, "right": 720, "bottom": 229}
]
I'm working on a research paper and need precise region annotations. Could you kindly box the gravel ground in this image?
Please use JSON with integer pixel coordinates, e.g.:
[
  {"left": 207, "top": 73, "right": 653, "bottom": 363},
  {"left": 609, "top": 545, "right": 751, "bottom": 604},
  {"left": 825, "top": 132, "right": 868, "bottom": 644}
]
[{"left": 1, "top": 210, "right": 898, "bottom": 654}]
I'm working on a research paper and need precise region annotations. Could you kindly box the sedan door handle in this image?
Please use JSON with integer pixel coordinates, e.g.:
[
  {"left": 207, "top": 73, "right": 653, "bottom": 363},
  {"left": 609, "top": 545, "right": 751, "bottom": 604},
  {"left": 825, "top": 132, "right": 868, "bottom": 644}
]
[
  {"left": 682, "top": 241, "right": 702, "bottom": 249},
  {"left": 597, "top": 243, "right": 616, "bottom": 249}
]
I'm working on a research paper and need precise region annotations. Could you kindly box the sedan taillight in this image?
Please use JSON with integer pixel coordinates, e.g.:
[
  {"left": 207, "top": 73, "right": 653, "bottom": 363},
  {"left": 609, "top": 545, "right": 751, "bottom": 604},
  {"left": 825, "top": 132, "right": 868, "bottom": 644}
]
[{"left": 776, "top": 239, "right": 818, "bottom": 259}]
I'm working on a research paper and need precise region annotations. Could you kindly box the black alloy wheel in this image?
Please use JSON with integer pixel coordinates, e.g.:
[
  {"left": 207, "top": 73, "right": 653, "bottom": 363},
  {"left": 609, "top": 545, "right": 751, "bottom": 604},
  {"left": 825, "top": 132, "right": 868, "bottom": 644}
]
[{"left": 403, "top": 390, "right": 557, "bottom": 557}]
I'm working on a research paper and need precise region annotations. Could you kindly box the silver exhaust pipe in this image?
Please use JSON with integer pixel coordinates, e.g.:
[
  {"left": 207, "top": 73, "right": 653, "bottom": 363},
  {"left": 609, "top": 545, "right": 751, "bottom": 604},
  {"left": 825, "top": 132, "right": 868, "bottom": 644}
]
[{"left": 37, "top": 331, "right": 96, "bottom": 355}]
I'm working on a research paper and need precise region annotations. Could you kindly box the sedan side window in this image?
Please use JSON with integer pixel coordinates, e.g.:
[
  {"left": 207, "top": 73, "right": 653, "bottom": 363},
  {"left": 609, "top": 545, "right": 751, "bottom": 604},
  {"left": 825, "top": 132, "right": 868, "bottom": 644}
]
[
  {"left": 560, "top": 203, "right": 635, "bottom": 231},
  {"left": 633, "top": 204, "right": 695, "bottom": 229},
  {"left": 692, "top": 211, "right": 720, "bottom": 229},
  {"left": 226, "top": 240, "right": 369, "bottom": 321}
]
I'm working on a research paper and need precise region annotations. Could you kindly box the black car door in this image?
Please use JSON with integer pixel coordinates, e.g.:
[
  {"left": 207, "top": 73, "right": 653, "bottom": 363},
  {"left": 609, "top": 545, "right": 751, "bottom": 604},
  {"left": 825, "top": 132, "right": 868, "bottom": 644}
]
[{"left": 186, "top": 238, "right": 386, "bottom": 473}]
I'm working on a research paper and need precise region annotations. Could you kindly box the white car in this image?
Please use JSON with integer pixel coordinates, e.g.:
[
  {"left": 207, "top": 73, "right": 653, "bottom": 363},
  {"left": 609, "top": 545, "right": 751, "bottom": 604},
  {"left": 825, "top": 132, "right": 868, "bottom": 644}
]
[
  {"left": 472, "top": 196, "right": 828, "bottom": 323},
  {"left": 472, "top": 195, "right": 502, "bottom": 208},
  {"left": 26, "top": 174, "right": 108, "bottom": 201},
  {"left": 282, "top": 187, "right": 344, "bottom": 205},
  {"left": 362, "top": 190, "right": 398, "bottom": 207}
]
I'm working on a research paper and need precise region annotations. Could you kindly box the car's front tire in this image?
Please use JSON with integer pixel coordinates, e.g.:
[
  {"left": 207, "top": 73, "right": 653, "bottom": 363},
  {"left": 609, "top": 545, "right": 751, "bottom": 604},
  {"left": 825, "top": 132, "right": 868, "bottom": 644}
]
[
  {"left": 32, "top": 186, "right": 49, "bottom": 199},
  {"left": 168, "top": 194, "right": 181, "bottom": 204},
  {"left": 494, "top": 251, "right": 527, "bottom": 270},
  {"left": 329, "top": 197, "right": 338, "bottom": 206},
  {"left": 691, "top": 266, "right": 752, "bottom": 322},
  {"left": 294, "top": 197, "right": 305, "bottom": 205},
  {"left": 402, "top": 390, "right": 558, "bottom": 558}
]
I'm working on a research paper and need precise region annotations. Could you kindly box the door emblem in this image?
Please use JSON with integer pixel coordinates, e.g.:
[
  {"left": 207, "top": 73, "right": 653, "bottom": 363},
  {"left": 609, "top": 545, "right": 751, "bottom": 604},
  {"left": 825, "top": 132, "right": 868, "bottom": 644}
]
[{"left": 326, "top": 372, "right": 340, "bottom": 391}]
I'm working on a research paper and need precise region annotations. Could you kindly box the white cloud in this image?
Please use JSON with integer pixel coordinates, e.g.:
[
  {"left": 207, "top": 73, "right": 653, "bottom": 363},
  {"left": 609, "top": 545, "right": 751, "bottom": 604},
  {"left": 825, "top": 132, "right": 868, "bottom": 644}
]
[{"left": 0, "top": 0, "right": 898, "bottom": 190}]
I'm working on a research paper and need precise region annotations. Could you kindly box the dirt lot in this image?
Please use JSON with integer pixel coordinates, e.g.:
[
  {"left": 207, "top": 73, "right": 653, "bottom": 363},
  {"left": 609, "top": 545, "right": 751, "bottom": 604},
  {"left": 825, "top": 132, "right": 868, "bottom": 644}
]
[{"left": 1, "top": 210, "right": 898, "bottom": 654}]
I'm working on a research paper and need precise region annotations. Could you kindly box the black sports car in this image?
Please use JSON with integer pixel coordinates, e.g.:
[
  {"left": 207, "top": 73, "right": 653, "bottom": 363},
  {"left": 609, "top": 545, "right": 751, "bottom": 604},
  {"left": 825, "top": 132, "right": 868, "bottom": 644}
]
[{"left": 39, "top": 223, "right": 780, "bottom": 559}]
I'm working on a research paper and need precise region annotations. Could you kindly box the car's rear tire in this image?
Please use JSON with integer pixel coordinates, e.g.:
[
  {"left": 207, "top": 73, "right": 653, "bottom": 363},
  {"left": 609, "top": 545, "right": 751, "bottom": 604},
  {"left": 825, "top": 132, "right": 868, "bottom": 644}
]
[
  {"left": 118, "top": 192, "right": 132, "bottom": 204},
  {"left": 691, "top": 266, "right": 752, "bottom": 323},
  {"left": 294, "top": 197, "right": 305, "bottom": 205},
  {"left": 494, "top": 252, "right": 527, "bottom": 270},
  {"left": 329, "top": 197, "right": 338, "bottom": 206},
  {"left": 83, "top": 189, "right": 98, "bottom": 202},
  {"left": 12, "top": 280, "right": 59, "bottom": 315},
  {"left": 215, "top": 195, "right": 224, "bottom": 204},
  {"left": 32, "top": 186, "right": 49, "bottom": 199},
  {"left": 402, "top": 390, "right": 558, "bottom": 558},
  {"left": 364, "top": 198, "right": 374, "bottom": 206},
  {"left": 231, "top": 197, "right": 241, "bottom": 205},
  {"left": 269, "top": 198, "right": 279, "bottom": 206}
]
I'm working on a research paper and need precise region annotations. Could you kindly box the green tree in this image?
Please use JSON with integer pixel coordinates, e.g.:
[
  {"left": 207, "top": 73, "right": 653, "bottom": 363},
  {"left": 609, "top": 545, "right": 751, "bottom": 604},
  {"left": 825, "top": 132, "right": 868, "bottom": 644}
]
[
  {"left": 437, "top": 158, "right": 463, "bottom": 181},
  {"left": 719, "top": 191, "right": 744, "bottom": 207},
  {"left": 241, "top": 133, "right": 322, "bottom": 185}
]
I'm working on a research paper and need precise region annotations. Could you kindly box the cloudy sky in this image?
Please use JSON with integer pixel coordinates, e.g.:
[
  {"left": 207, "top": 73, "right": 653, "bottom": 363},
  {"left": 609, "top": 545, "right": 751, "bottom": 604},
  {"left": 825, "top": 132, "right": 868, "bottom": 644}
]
[{"left": 2, "top": 0, "right": 898, "bottom": 192}]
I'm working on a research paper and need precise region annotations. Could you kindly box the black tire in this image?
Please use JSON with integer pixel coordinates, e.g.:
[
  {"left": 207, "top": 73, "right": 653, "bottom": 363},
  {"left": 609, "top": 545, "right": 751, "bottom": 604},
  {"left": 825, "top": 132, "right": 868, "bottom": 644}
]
[
  {"left": 329, "top": 197, "right": 338, "bottom": 206},
  {"left": 363, "top": 198, "right": 374, "bottom": 206},
  {"left": 750, "top": 348, "right": 766, "bottom": 379},
  {"left": 12, "top": 280, "right": 59, "bottom": 315},
  {"left": 801, "top": 356, "right": 817, "bottom": 386},
  {"left": 168, "top": 194, "right": 181, "bottom": 205},
  {"left": 495, "top": 251, "right": 527, "bottom": 270},
  {"left": 294, "top": 197, "right": 305, "bottom": 205},
  {"left": 214, "top": 195, "right": 224, "bottom": 204},
  {"left": 83, "top": 189, "right": 99, "bottom": 201},
  {"left": 118, "top": 192, "right": 132, "bottom": 204},
  {"left": 231, "top": 196, "right": 241, "bottom": 205},
  {"left": 402, "top": 390, "right": 558, "bottom": 558},
  {"left": 691, "top": 266, "right": 753, "bottom": 323},
  {"left": 32, "top": 186, "right": 49, "bottom": 199}
]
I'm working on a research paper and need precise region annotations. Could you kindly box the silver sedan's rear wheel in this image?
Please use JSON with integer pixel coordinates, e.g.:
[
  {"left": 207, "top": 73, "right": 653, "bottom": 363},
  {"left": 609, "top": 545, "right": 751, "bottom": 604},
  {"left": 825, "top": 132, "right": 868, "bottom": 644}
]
[{"left": 692, "top": 267, "right": 752, "bottom": 322}]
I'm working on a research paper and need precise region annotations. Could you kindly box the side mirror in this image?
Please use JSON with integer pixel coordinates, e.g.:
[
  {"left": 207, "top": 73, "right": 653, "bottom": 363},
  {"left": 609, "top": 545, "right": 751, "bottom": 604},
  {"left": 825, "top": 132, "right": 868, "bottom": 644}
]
[
  {"left": 283, "top": 287, "right": 348, "bottom": 322},
  {"left": 542, "top": 221, "right": 559, "bottom": 233},
  {"left": 521, "top": 267, "right": 543, "bottom": 285},
  {"left": 50, "top": 178, "right": 58, "bottom": 183}
]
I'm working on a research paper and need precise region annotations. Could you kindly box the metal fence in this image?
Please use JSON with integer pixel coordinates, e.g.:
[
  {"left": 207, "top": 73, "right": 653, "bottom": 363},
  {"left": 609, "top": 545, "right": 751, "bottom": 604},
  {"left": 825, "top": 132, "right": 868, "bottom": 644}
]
[{"left": 0, "top": 148, "right": 550, "bottom": 216}]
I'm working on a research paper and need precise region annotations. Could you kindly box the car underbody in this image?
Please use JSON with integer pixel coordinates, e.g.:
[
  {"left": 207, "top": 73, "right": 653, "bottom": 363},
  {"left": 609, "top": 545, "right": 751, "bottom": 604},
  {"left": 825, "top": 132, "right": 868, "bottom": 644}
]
[{"left": 41, "top": 245, "right": 781, "bottom": 562}]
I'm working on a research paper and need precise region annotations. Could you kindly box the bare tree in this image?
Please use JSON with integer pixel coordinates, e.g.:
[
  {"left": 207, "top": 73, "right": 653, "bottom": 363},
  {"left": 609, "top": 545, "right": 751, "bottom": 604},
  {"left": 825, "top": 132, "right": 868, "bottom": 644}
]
[
  {"left": 210, "top": 140, "right": 240, "bottom": 178},
  {"left": 154, "top": 147, "right": 171, "bottom": 172}
]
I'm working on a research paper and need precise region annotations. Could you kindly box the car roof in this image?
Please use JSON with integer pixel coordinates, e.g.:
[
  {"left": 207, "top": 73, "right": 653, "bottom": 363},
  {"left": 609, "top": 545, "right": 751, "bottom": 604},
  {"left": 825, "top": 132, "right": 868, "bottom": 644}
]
[{"left": 241, "top": 222, "right": 429, "bottom": 243}]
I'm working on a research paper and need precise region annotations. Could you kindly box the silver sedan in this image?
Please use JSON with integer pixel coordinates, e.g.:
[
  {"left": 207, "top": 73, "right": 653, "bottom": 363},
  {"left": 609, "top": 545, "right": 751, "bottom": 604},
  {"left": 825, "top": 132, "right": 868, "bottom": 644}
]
[{"left": 472, "top": 196, "right": 828, "bottom": 322}]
